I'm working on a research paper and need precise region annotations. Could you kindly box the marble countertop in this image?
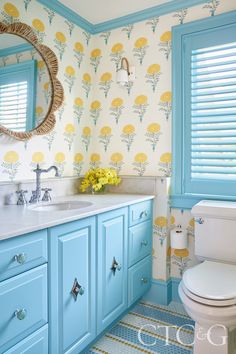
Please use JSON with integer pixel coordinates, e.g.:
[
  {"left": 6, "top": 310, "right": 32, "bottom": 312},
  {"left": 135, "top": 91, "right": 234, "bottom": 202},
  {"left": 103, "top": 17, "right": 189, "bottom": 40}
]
[{"left": 0, "top": 194, "right": 154, "bottom": 241}]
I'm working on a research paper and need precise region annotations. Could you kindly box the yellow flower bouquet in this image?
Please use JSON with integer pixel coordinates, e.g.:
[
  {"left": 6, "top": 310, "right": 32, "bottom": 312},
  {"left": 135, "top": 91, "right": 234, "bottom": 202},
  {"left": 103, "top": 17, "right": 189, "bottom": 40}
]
[{"left": 80, "top": 168, "right": 121, "bottom": 193}]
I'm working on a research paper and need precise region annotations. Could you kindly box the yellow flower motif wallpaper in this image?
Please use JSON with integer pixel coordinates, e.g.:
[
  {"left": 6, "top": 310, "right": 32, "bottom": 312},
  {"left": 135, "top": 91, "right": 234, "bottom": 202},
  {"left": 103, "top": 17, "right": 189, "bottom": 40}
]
[
  {"left": 0, "top": 0, "right": 234, "bottom": 280},
  {"left": 82, "top": 73, "right": 92, "bottom": 98},
  {"left": 90, "top": 48, "right": 102, "bottom": 73},
  {"left": 2, "top": 2, "right": 19, "bottom": 23},
  {"left": 109, "top": 152, "right": 124, "bottom": 174},
  {"left": 74, "top": 41, "right": 84, "bottom": 68},
  {"left": 73, "top": 153, "right": 84, "bottom": 176},
  {"left": 110, "top": 98, "right": 124, "bottom": 124},
  {"left": 82, "top": 126, "right": 92, "bottom": 152},
  {"left": 32, "top": 18, "right": 45, "bottom": 42},
  {"left": 110, "top": 43, "right": 124, "bottom": 69}
]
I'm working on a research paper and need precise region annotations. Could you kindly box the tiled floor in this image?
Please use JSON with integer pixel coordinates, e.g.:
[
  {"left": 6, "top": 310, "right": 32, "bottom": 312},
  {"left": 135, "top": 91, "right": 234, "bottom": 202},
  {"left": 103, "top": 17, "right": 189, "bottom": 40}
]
[{"left": 89, "top": 301, "right": 194, "bottom": 353}]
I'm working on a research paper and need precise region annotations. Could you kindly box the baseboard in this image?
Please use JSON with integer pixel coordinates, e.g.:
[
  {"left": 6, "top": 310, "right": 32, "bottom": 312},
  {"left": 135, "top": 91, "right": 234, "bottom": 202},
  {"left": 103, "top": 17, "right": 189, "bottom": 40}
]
[
  {"left": 171, "top": 277, "right": 182, "bottom": 302},
  {"left": 142, "top": 277, "right": 181, "bottom": 305}
]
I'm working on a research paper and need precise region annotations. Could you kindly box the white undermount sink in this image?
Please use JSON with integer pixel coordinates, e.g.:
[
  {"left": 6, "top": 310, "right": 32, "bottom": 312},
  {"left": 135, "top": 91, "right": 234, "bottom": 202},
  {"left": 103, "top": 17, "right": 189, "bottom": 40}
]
[{"left": 29, "top": 200, "right": 93, "bottom": 212}]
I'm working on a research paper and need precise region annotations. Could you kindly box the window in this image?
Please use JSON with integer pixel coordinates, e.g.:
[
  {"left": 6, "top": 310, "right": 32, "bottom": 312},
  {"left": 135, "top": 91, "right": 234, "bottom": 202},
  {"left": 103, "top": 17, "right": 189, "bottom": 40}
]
[
  {"left": 0, "top": 60, "right": 37, "bottom": 132},
  {"left": 172, "top": 11, "right": 236, "bottom": 209}
]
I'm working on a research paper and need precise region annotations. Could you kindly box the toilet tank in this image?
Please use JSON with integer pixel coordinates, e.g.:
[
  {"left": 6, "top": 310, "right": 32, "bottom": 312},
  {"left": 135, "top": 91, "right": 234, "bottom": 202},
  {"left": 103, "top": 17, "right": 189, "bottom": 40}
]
[{"left": 191, "top": 200, "right": 236, "bottom": 264}]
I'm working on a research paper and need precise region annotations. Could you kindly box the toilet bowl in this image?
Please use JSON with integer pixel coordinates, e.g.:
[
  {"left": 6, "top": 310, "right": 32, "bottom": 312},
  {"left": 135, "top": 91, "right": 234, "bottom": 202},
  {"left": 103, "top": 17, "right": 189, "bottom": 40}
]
[
  {"left": 179, "top": 260, "right": 236, "bottom": 354},
  {"left": 178, "top": 200, "right": 236, "bottom": 354}
]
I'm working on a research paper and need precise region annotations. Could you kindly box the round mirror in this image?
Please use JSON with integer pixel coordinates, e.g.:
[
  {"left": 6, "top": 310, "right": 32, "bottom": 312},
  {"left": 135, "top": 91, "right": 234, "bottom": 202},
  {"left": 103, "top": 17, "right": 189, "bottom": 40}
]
[
  {"left": 0, "top": 22, "right": 64, "bottom": 140},
  {"left": 0, "top": 34, "right": 52, "bottom": 132}
]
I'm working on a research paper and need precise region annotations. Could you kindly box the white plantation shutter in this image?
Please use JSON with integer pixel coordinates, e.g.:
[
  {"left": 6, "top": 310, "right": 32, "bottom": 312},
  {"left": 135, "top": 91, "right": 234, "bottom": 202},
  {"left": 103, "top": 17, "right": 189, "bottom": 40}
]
[
  {"left": 191, "top": 42, "right": 236, "bottom": 181},
  {"left": 0, "top": 81, "right": 28, "bottom": 131},
  {"left": 172, "top": 12, "right": 236, "bottom": 207}
]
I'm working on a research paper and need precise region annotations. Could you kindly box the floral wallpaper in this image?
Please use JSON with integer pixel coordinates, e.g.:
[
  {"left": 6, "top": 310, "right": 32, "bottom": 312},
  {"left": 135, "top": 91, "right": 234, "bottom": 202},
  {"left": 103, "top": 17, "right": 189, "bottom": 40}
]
[
  {"left": 0, "top": 0, "right": 93, "bottom": 181},
  {"left": 89, "top": 0, "right": 235, "bottom": 280},
  {"left": 0, "top": 0, "right": 235, "bottom": 281}
]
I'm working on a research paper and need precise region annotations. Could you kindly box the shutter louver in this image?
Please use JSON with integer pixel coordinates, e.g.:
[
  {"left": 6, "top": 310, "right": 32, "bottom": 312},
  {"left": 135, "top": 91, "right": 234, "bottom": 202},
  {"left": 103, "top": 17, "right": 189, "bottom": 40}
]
[
  {"left": 191, "top": 42, "right": 236, "bottom": 181},
  {"left": 0, "top": 81, "right": 28, "bottom": 131}
]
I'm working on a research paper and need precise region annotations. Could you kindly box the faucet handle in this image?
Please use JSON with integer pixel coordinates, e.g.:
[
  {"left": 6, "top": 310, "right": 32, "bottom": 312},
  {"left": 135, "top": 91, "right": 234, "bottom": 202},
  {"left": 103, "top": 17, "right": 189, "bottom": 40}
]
[
  {"left": 29, "top": 190, "right": 37, "bottom": 204},
  {"left": 16, "top": 190, "right": 28, "bottom": 205},
  {"left": 41, "top": 188, "right": 52, "bottom": 202}
]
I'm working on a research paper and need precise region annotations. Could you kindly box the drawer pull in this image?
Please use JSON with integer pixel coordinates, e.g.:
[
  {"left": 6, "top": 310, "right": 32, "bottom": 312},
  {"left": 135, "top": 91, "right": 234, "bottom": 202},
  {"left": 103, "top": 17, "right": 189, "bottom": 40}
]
[
  {"left": 14, "top": 253, "right": 27, "bottom": 264},
  {"left": 141, "top": 277, "right": 148, "bottom": 284},
  {"left": 140, "top": 211, "right": 148, "bottom": 219},
  {"left": 14, "top": 308, "right": 27, "bottom": 320},
  {"left": 141, "top": 240, "right": 148, "bottom": 247},
  {"left": 71, "top": 278, "right": 85, "bottom": 301},
  {"left": 111, "top": 257, "right": 122, "bottom": 275}
]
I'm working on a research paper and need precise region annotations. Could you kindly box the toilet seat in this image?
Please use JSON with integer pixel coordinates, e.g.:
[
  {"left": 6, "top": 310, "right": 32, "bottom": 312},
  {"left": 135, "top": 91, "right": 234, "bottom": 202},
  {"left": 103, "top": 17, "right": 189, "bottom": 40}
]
[{"left": 182, "top": 260, "right": 236, "bottom": 307}]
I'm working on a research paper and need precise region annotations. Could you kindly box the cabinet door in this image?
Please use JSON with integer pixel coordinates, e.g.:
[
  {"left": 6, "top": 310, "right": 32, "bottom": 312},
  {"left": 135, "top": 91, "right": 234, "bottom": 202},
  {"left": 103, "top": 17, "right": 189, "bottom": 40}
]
[
  {"left": 97, "top": 208, "right": 128, "bottom": 334},
  {"left": 49, "top": 217, "right": 96, "bottom": 354}
]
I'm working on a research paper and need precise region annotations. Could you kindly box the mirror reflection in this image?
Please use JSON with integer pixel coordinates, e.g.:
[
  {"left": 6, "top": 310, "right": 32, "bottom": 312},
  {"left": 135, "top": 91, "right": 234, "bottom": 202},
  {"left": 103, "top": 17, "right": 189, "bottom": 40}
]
[{"left": 0, "top": 34, "right": 52, "bottom": 132}]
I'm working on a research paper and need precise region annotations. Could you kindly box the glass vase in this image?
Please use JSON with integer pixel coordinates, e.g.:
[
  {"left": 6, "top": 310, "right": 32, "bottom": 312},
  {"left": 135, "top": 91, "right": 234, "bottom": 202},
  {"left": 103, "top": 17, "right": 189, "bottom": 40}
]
[{"left": 91, "top": 185, "right": 107, "bottom": 194}]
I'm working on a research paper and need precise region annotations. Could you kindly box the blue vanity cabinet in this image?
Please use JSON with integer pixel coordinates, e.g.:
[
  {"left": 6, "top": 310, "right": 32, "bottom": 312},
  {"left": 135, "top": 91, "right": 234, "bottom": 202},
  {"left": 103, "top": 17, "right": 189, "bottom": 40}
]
[
  {"left": 97, "top": 208, "right": 128, "bottom": 334},
  {"left": 128, "top": 201, "right": 153, "bottom": 306},
  {"left": 4, "top": 325, "right": 48, "bottom": 354},
  {"left": 0, "top": 198, "right": 153, "bottom": 353},
  {"left": 0, "top": 229, "right": 47, "bottom": 282},
  {"left": 0, "top": 264, "right": 48, "bottom": 353},
  {"left": 48, "top": 217, "right": 96, "bottom": 354}
]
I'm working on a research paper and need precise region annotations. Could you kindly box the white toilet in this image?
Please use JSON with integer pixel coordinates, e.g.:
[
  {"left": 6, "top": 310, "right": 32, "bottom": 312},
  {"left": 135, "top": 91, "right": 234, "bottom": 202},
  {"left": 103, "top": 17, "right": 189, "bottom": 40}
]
[{"left": 178, "top": 200, "right": 236, "bottom": 354}]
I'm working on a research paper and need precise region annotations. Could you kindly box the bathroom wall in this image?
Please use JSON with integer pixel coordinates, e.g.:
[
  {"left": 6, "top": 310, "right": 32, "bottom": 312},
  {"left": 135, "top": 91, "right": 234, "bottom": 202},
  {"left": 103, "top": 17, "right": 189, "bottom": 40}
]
[
  {"left": 0, "top": 0, "right": 235, "bottom": 281},
  {"left": 0, "top": 0, "right": 93, "bottom": 181},
  {"left": 90, "top": 0, "right": 236, "bottom": 280}
]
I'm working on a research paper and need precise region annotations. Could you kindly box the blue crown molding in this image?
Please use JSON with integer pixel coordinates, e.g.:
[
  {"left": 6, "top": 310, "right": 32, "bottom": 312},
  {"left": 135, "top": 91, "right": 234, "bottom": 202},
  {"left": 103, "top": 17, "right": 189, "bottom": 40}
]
[
  {"left": 0, "top": 43, "right": 33, "bottom": 58},
  {"left": 37, "top": 0, "right": 208, "bottom": 34},
  {"left": 93, "top": 0, "right": 208, "bottom": 33},
  {"left": 36, "top": 0, "right": 95, "bottom": 34}
]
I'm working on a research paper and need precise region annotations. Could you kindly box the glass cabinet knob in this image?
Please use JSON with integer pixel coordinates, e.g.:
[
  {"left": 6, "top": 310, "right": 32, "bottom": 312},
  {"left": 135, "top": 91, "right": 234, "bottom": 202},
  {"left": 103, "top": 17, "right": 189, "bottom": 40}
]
[
  {"left": 14, "top": 253, "right": 27, "bottom": 264},
  {"left": 14, "top": 309, "right": 27, "bottom": 320},
  {"left": 141, "top": 240, "right": 148, "bottom": 246},
  {"left": 141, "top": 277, "right": 148, "bottom": 284}
]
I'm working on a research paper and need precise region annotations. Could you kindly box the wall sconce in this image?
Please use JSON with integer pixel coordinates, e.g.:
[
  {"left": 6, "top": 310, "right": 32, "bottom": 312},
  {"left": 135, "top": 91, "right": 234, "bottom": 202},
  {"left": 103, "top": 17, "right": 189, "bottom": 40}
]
[{"left": 116, "top": 57, "right": 135, "bottom": 86}]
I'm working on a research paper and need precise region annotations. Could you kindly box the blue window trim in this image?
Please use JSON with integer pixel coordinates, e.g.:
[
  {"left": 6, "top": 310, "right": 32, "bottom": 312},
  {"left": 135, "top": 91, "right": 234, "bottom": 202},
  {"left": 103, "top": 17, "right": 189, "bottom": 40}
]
[
  {"left": 172, "top": 10, "right": 236, "bottom": 209},
  {"left": 0, "top": 60, "right": 37, "bottom": 131},
  {"left": 0, "top": 43, "right": 33, "bottom": 58}
]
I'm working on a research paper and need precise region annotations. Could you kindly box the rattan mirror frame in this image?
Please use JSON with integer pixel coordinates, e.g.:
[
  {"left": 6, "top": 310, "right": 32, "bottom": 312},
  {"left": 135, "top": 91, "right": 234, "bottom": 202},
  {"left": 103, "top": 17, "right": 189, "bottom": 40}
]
[{"left": 0, "top": 21, "right": 64, "bottom": 140}]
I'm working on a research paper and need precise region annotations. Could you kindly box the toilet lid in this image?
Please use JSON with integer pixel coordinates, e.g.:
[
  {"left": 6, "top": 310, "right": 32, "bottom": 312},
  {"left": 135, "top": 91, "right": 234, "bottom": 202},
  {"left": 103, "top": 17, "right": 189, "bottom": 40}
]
[{"left": 183, "top": 261, "right": 236, "bottom": 301}]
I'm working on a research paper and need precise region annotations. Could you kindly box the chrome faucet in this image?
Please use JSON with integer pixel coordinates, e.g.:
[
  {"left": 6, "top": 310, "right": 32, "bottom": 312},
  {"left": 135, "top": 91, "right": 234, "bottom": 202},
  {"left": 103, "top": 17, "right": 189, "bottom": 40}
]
[{"left": 30, "top": 164, "right": 59, "bottom": 203}]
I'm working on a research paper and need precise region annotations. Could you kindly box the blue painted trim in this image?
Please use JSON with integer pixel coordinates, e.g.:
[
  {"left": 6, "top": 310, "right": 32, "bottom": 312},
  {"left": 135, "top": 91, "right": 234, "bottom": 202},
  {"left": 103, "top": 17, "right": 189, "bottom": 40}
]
[
  {"left": 172, "top": 10, "right": 236, "bottom": 209},
  {"left": 143, "top": 278, "right": 182, "bottom": 304},
  {"left": 36, "top": 0, "right": 208, "bottom": 34},
  {"left": 0, "top": 43, "right": 33, "bottom": 58},
  {"left": 0, "top": 60, "right": 37, "bottom": 131},
  {"left": 171, "top": 194, "right": 236, "bottom": 209},
  {"left": 93, "top": 0, "right": 207, "bottom": 34},
  {"left": 171, "top": 277, "right": 181, "bottom": 302},
  {"left": 37, "top": 0, "right": 94, "bottom": 34},
  {"left": 142, "top": 278, "right": 172, "bottom": 306}
]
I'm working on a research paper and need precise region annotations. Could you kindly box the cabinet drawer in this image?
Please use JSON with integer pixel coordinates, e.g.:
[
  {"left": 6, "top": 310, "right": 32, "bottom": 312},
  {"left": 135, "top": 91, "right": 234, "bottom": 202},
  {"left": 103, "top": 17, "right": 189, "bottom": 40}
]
[
  {"left": 4, "top": 325, "right": 48, "bottom": 354},
  {"left": 128, "top": 256, "right": 152, "bottom": 306},
  {"left": 129, "top": 200, "right": 152, "bottom": 226},
  {"left": 129, "top": 220, "right": 152, "bottom": 267},
  {"left": 0, "top": 264, "right": 48, "bottom": 353},
  {"left": 0, "top": 230, "right": 47, "bottom": 282}
]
